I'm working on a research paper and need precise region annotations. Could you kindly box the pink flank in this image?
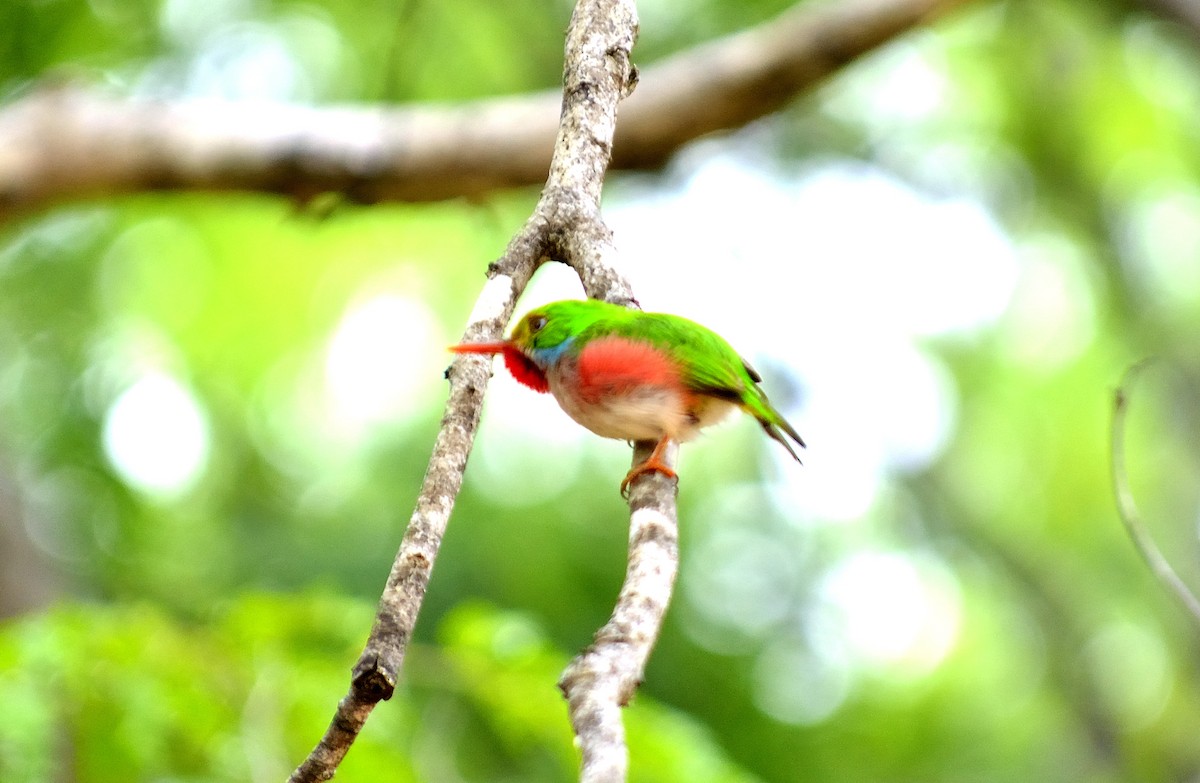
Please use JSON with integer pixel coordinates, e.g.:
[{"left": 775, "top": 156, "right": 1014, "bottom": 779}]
[{"left": 575, "top": 336, "right": 683, "bottom": 404}]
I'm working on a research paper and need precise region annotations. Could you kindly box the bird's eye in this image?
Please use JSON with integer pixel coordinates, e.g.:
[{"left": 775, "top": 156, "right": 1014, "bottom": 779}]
[{"left": 528, "top": 315, "right": 548, "bottom": 333}]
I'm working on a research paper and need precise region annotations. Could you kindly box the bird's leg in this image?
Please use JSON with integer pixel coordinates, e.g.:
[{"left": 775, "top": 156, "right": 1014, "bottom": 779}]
[{"left": 621, "top": 436, "right": 677, "bottom": 497}]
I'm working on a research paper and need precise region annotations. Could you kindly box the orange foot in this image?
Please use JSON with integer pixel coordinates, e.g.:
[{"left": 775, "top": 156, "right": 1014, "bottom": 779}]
[{"left": 620, "top": 437, "right": 677, "bottom": 497}]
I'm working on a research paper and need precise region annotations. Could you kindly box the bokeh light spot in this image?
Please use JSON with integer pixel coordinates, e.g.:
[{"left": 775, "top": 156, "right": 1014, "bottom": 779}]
[
  {"left": 102, "top": 372, "right": 210, "bottom": 496},
  {"left": 1084, "top": 621, "right": 1172, "bottom": 730},
  {"left": 999, "top": 236, "right": 1097, "bottom": 370},
  {"left": 324, "top": 294, "right": 442, "bottom": 434},
  {"left": 817, "top": 551, "right": 961, "bottom": 673},
  {"left": 752, "top": 636, "right": 853, "bottom": 726}
]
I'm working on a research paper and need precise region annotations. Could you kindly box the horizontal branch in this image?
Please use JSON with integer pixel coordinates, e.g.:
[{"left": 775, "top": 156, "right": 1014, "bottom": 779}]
[{"left": 0, "top": 0, "right": 970, "bottom": 222}]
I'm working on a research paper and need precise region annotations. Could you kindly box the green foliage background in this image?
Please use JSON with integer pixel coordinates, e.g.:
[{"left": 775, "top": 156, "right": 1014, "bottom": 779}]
[{"left": 3, "top": 0, "right": 1200, "bottom": 781}]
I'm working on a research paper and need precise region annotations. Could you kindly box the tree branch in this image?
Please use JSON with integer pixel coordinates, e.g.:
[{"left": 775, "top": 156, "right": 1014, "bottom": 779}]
[
  {"left": 559, "top": 442, "right": 679, "bottom": 783},
  {"left": 0, "top": 0, "right": 971, "bottom": 223},
  {"left": 288, "top": 1, "right": 669, "bottom": 780},
  {"left": 614, "top": 0, "right": 971, "bottom": 167},
  {"left": 284, "top": 202, "right": 543, "bottom": 783},
  {"left": 1135, "top": 0, "right": 1200, "bottom": 41},
  {"left": 1111, "top": 359, "right": 1200, "bottom": 629}
]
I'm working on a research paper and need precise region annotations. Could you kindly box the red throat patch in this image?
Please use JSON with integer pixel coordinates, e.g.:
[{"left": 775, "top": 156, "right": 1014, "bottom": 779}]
[{"left": 502, "top": 346, "right": 550, "bottom": 393}]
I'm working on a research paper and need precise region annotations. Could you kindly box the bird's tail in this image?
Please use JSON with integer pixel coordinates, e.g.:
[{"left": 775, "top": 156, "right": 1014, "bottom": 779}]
[
  {"left": 744, "top": 393, "right": 805, "bottom": 463},
  {"left": 760, "top": 415, "right": 805, "bottom": 463}
]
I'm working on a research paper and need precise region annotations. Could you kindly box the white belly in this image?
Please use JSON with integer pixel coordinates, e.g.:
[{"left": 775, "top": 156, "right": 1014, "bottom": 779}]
[{"left": 549, "top": 376, "right": 736, "bottom": 443}]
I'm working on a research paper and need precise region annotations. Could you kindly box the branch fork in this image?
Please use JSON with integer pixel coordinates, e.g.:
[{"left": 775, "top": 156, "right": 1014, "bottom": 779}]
[{"left": 287, "top": 2, "right": 670, "bottom": 781}]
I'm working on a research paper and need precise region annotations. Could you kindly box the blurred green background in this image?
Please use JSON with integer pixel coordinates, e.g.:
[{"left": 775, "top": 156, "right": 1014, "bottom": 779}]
[{"left": 3, "top": 0, "right": 1200, "bottom": 781}]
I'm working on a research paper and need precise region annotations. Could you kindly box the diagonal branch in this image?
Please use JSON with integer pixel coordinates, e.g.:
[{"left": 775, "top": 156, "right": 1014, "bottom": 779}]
[
  {"left": 0, "top": 0, "right": 972, "bottom": 223},
  {"left": 288, "top": 1, "right": 668, "bottom": 781},
  {"left": 284, "top": 203, "right": 545, "bottom": 783}
]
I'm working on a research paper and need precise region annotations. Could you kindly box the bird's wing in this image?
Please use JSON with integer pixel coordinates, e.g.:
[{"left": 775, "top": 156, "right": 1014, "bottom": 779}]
[
  {"left": 627, "top": 313, "right": 808, "bottom": 458},
  {"left": 597, "top": 313, "right": 746, "bottom": 396}
]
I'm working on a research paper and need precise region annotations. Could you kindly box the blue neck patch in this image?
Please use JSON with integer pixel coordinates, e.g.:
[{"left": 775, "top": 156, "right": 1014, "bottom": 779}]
[{"left": 528, "top": 337, "right": 575, "bottom": 368}]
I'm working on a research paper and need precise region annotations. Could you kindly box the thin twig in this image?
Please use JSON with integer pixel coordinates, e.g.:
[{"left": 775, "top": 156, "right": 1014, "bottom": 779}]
[{"left": 1111, "top": 358, "right": 1200, "bottom": 628}]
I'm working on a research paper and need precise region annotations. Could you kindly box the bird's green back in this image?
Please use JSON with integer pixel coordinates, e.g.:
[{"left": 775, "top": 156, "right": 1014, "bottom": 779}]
[{"left": 533, "top": 300, "right": 757, "bottom": 403}]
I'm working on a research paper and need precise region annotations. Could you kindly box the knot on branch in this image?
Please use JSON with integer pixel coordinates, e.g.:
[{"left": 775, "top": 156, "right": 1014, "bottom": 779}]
[
  {"left": 558, "top": 640, "right": 644, "bottom": 707},
  {"left": 351, "top": 656, "right": 397, "bottom": 702},
  {"left": 624, "top": 64, "right": 639, "bottom": 98}
]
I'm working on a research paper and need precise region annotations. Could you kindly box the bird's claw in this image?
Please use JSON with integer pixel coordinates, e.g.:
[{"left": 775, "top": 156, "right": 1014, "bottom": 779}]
[{"left": 620, "top": 459, "right": 677, "bottom": 498}]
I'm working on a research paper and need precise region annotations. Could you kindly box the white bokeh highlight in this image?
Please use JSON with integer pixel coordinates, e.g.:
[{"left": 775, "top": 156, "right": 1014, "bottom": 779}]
[
  {"left": 817, "top": 550, "right": 962, "bottom": 673},
  {"left": 102, "top": 372, "right": 210, "bottom": 496},
  {"left": 324, "top": 293, "right": 444, "bottom": 435}
]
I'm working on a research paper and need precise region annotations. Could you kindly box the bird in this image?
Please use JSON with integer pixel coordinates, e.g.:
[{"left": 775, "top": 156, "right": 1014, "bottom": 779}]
[{"left": 451, "top": 298, "right": 804, "bottom": 495}]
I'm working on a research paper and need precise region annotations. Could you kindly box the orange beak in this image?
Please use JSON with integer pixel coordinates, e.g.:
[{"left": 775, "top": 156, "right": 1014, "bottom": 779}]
[
  {"left": 449, "top": 341, "right": 510, "bottom": 355},
  {"left": 449, "top": 340, "right": 550, "bottom": 393}
]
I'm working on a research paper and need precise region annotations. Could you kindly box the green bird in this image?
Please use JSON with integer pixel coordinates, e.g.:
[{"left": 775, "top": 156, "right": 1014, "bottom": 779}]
[{"left": 451, "top": 299, "right": 804, "bottom": 494}]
